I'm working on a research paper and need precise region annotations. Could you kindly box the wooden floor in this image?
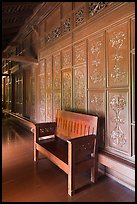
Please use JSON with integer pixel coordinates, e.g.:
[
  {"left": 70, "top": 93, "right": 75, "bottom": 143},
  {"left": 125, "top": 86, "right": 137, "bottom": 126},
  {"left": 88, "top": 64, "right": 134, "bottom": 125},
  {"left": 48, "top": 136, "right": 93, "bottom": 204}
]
[{"left": 2, "top": 117, "right": 135, "bottom": 202}]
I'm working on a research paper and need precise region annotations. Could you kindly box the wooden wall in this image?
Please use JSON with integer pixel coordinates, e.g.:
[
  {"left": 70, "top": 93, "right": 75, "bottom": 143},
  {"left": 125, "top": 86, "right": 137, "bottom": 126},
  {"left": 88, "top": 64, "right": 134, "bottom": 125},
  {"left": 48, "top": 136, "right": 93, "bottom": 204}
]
[{"left": 2, "top": 2, "right": 135, "bottom": 190}]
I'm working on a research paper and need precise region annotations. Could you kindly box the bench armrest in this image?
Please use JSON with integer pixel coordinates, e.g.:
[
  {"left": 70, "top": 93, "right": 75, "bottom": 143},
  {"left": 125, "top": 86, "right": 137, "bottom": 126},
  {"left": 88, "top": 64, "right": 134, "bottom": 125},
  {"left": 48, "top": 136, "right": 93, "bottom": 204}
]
[{"left": 35, "top": 122, "right": 57, "bottom": 137}]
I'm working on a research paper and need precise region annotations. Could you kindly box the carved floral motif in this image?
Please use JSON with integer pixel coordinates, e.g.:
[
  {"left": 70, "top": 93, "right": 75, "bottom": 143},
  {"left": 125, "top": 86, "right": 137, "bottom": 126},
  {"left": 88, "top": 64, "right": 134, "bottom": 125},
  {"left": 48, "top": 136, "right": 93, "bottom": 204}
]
[
  {"left": 63, "top": 18, "right": 71, "bottom": 33},
  {"left": 74, "top": 69, "right": 86, "bottom": 110},
  {"left": 46, "top": 93, "right": 52, "bottom": 122},
  {"left": 109, "top": 95, "right": 126, "bottom": 146},
  {"left": 75, "top": 7, "right": 84, "bottom": 27},
  {"left": 62, "top": 50, "right": 71, "bottom": 68},
  {"left": 62, "top": 72, "right": 72, "bottom": 109},
  {"left": 47, "top": 26, "right": 61, "bottom": 42},
  {"left": 53, "top": 55, "right": 61, "bottom": 89},
  {"left": 74, "top": 43, "right": 86, "bottom": 65},
  {"left": 89, "top": 2, "right": 112, "bottom": 16},
  {"left": 89, "top": 40, "right": 104, "bottom": 85},
  {"left": 109, "top": 30, "right": 127, "bottom": 84},
  {"left": 90, "top": 95, "right": 103, "bottom": 112}
]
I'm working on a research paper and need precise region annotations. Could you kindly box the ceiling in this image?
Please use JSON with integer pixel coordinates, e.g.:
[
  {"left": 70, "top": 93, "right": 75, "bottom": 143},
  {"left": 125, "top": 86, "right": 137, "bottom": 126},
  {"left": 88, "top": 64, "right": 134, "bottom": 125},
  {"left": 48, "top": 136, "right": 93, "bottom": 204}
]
[{"left": 2, "top": 2, "right": 41, "bottom": 52}]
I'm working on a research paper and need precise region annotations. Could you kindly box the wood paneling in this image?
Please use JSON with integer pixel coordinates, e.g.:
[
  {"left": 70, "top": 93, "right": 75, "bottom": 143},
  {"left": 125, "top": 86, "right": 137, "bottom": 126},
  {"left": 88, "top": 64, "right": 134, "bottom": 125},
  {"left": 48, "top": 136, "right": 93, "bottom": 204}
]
[
  {"left": 88, "top": 33, "right": 105, "bottom": 89},
  {"left": 38, "top": 60, "right": 46, "bottom": 122},
  {"left": 107, "top": 89, "right": 131, "bottom": 156},
  {"left": 45, "top": 56, "right": 53, "bottom": 122},
  {"left": 106, "top": 20, "right": 130, "bottom": 88},
  {"left": 62, "top": 69, "right": 72, "bottom": 111},
  {"left": 73, "top": 65, "right": 87, "bottom": 112}
]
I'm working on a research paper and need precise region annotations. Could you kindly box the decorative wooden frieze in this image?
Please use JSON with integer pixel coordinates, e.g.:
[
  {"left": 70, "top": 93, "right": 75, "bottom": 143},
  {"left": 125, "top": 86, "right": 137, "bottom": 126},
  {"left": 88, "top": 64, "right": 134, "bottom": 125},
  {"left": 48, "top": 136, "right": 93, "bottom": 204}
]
[
  {"left": 75, "top": 7, "right": 85, "bottom": 27},
  {"left": 47, "top": 26, "right": 61, "bottom": 42},
  {"left": 107, "top": 21, "right": 129, "bottom": 87},
  {"left": 73, "top": 65, "right": 87, "bottom": 111},
  {"left": 62, "top": 48, "right": 72, "bottom": 69},
  {"left": 62, "top": 17, "right": 71, "bottom": 34},
  {"left": 73, "top": 41, "right": 86, "bottom": 65},
  {"left": 89, "top": 2, "right": 112, "bottom": 16},
  {"left": 62, "top": 70, "right": 72, "bottom": 110},
  {"left": 88, "top": 34, "right": 105, "bottom": 88}
]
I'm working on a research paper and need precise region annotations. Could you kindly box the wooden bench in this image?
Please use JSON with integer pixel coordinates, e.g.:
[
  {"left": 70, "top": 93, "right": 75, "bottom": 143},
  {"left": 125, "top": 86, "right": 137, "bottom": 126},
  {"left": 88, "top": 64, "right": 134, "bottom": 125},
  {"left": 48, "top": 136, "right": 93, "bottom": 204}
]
[{"left": 33, "top": 110, "right": 98, "bottom": 196}]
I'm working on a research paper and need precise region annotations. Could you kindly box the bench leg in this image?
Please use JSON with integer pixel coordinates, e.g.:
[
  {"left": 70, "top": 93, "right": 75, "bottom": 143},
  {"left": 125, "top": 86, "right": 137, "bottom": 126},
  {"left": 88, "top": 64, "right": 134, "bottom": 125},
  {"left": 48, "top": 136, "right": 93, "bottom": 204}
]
[
  {"left": 68, "top": 142, "right": 75, "bottom": 196},
  {"left": 91, "top": 160, "right": 98, "bottom": 183},
  {"left": 34, "top": 143, "right": 39, "bottom": 161}
]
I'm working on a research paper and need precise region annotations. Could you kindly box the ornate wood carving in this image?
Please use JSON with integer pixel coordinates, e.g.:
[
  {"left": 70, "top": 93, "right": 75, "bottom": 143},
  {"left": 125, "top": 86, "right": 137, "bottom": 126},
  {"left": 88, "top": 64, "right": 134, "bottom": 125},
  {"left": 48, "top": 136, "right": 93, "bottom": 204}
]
[
  {"left": 46, "top": 56, "right": 52, "bottom": 91},
  {"left": 53, "top": 92, "right": 61, "bottom": 121},
  {"left": 73, "top": 41, "right": 86, "bottom": 66},
  {"left": 88, "top": 34, "right": 105, "bottom": 88},
  {"left": 107, "top": 21, "right": 129, "bottom": 87},
  {"left": 62, "top": 17, "right": 71, "bottom": 34},
  {"left": 53, "top": 53, "right": 61, "bottom": 90},
  {"left": 30, "top": 77, "right": 36, "bottom": 120},
  {"left": 75, "top": 7, "right": 85, "bottom": 27},
  {"left": 73, "top": 65, "right": 87, "bottom": 111},
  {"left": 39, "top": 59, "right": 45, "bottom": 74},
  {"left": 46, "top": 92, "right": 52, "bottom": 122},
  {"left": 62, "top": 48, "right": 72, "bottom": 69},
  {"left": 88, "top": 90, "right": 105, "bottom": 117},
  {"left": 107, "top": 90, "right": 130, "bottom": 154},
  {"left": 62, "top": 69, "right": 72, "bottom": 110},
  {"left": 89, "top": 2, "right": 112, "bottom": 16},
  {"left": 39, "top": 75, "right": 45, "bottom": 121},
  {"left": 47, "top": 26, "right": 61, "bottom": 42}
]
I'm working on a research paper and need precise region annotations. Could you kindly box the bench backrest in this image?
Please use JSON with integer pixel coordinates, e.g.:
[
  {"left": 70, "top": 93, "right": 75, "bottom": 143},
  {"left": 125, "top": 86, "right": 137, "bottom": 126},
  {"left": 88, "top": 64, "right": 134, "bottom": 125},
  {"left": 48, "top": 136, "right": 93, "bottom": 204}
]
[{"left": 56, "top": 110, "right": 98, "bottom": 139}]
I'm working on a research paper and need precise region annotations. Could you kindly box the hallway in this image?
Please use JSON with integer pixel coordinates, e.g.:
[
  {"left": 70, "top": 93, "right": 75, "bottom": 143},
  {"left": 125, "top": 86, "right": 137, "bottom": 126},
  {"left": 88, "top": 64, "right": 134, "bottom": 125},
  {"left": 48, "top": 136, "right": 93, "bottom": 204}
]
[{"left": 2, "top": 117, "right": 135, "bottom": 202}]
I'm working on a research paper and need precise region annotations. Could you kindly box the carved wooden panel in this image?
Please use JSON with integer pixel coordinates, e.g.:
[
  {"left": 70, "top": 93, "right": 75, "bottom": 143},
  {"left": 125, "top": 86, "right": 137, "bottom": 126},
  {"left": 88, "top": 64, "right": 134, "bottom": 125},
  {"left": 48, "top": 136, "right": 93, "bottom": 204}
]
[
  {"left": 62, "top": 47, "right": 72, "bottom": 69},
  {"left": 39, "top": 75, "right": 46, "bottom": 121},
  {"left": 106, "top": 21, "right": 129, "bottom": 87},
  {"left": 88, "top": 33, "right": 105, "bottom": 89},
  {"left": 53, "top": 92, "right": 61, "bottom": 121},
  {"left": 46, "top": 92, "right": 52, "bottom": 122},
  {"left": 88, "top": 90, "right": 106, "bottom": 117},
  {"left": 74, "top": 4, "right": 86, "bottom": 28},
  {"left": 62, "top": 69, "right": 72, "bottom": 111},
  {"left": 46, "top": 56, "right": 52, "bottom": 91},
  {"left": 73, "top": 40, "right": 87, "bottom": 66},
  {"left": 88, "top": 90, "right": 106, "bottom": 148},
  {"left": 30, "top": 77, "right": 36, "bottom": 121},
  {"left": 107, "top": 89, "right": 130, "bottom": 155},
  {"left": 62, "top": 15, "right": 71, "bottom": 35},
  {"left": 73, "top": 65, "right": 87, "bottom": 112},
  {"left": 39, "top": 59, "right": 45, "bottom": 75},
  {"left": 88, "top": 2, "right": 112, "bottom": 17},
  {"left": 53, "top": 53, "right": 61, "bottom": 90}
]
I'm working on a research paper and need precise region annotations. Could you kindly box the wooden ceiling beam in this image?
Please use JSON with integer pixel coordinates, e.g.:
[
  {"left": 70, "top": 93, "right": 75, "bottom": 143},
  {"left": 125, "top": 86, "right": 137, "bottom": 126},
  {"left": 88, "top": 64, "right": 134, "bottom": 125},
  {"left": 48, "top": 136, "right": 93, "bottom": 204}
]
[{"left": 2, "top": 53, "right": 38, "bottom": 65}]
